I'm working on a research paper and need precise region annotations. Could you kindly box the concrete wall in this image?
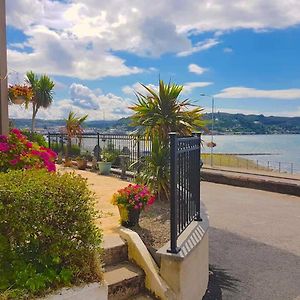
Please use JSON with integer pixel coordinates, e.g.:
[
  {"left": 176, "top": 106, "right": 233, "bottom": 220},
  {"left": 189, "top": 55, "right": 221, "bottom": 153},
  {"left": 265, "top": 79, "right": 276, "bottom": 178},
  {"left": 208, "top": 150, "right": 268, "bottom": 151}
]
[
  {"left": 157, "top": 204, "right": 209, "bottom": 300},
  {"left": 201, "top": 169, "right": 300, "bottom": 196}
]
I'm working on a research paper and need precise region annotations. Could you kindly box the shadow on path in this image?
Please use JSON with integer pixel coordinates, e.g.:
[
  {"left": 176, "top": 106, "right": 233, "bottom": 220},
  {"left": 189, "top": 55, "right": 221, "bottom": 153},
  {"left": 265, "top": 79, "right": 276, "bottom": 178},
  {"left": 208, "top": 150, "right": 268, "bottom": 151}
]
[
  {"left": 205, "top": 227, "right": 300, "bottom": 300},
  {"left": 203, "top": 264, "right": 240, "bottom": 299}
]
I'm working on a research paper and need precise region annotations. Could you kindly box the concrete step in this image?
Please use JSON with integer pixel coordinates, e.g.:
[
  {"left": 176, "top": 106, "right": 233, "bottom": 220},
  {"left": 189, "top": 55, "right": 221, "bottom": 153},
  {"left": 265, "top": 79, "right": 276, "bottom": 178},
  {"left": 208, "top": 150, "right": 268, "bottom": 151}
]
[
  {"left": 103, "top": 235, "right": 128, "bottom": 266},
  {"left": 104, "top": 261, "right": 145, "bottom": 300},
  {"left": 130, "top": 292, "right": 157, "bottom": 299}
]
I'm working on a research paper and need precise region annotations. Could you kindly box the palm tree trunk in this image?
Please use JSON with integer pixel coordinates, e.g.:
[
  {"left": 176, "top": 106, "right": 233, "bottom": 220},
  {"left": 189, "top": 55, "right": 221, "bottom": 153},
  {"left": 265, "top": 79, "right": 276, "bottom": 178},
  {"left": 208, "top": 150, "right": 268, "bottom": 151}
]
[
  {"left": 31, "top": 104, "right": 38, "bottom": 135},
  {"left": 66, "top": 137, "right": 71, "bottom": 160}
]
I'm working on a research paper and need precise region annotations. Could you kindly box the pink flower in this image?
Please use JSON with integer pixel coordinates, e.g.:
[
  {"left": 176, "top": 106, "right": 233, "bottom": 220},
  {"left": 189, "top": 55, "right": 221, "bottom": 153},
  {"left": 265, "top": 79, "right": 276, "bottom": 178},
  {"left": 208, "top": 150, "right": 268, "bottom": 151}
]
[
  {"left": 0, "top": 142, "right": 9, "bottom": 152},
  {"left": 11, "top": 128, "right": 21, "bottom": 135},
  {"left": 148, "top": 196, "right": 155, "bottom": 206},
  {"left": 0, "top": 135, "right": 7, "bottom": 142},
  {"left": 9, "top": 158, "right": 19, "bottom": 165},
  {"left": 134, "top": 205, "right": 139, "bottom": 210},
  {"left": 26, "top": 141, "right": 33, "bottom": 148}
]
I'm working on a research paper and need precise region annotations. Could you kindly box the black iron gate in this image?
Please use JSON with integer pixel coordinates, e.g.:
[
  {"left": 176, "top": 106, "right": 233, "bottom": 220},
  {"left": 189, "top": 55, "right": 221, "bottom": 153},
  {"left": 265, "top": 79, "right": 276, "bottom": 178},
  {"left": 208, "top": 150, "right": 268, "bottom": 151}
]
[{"left": 168, "top": 132, "right": 202, "bottom": 253}]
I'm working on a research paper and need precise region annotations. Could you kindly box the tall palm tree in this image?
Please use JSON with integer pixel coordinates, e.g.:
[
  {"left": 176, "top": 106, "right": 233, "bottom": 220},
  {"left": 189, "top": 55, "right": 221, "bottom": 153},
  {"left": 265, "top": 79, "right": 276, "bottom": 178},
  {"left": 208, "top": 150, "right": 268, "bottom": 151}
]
[
  {"left": 130, "top": 80, "right": 205, "bottom": 144},
  {"left": 64, "top": 111, "right": 88, "bottom": 159},
  {"left": 130, "top": 80, "right": 205, "bottom": 201},
  {"left": 26, "top": 71, "right": 55, "bottom": 133}
]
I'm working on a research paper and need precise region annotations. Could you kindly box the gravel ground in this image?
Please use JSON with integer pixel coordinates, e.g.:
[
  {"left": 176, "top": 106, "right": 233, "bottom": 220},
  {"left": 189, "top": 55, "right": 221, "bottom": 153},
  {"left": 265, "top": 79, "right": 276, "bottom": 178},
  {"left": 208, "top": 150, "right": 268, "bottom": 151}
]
[{"left": 132, "top": 200, "right": 170, "bottom": 251}]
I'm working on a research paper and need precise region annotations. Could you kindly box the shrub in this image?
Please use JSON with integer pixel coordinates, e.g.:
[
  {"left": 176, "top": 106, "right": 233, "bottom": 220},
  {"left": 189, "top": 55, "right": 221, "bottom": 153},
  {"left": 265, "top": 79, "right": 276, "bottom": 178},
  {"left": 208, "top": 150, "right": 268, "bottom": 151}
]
[
  {"left": 21, "top": 130, "right": 48, "bottom": 147},
  {"left": 0, "top": 170, "right": 102, "bottom": 299},
  {"left": 50, "top": 143, "right": 81, "bottom": 158},
  {"left": 0, "top": 129, "right": 56, "bottom": 172}
]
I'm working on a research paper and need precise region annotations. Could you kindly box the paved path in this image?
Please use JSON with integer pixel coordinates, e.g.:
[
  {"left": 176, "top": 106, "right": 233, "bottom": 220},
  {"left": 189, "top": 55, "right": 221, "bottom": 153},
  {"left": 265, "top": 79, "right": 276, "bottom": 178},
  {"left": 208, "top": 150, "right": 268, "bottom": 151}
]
[
  {"left": 58, "top": 166, "right": 128, "bottom": 235},
  {"left": 202, "top": 182, "right": 300, "bottom": 300}
]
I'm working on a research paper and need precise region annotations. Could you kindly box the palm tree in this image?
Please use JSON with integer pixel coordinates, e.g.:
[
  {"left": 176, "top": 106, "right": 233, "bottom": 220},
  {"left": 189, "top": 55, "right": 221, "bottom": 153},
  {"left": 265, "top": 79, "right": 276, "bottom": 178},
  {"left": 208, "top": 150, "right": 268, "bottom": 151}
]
[
  {"left": 130, "top": 80, "right": 205, "bottom": 201},
  {"left": 26, "top": 71, "right": 55, "bottom": 133},
  {"left": 64, "top": 111, "right": 88, "bottom": 159},
  {"left": 130, "top": 80, "right": 205, "bottom": 144}
]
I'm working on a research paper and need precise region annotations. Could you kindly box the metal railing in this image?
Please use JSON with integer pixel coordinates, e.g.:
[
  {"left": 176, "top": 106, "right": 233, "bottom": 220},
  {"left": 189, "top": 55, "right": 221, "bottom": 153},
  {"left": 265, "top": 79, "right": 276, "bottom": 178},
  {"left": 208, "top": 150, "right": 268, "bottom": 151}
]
[
  {"left": 168, "top": 132, "right": 202, "bottom": 254},
  {"left": 47, "top": 132, "right": 151, "bottom": 169},
  {"left": 201, "top": 154, "right": 300, "bottom": 175}
]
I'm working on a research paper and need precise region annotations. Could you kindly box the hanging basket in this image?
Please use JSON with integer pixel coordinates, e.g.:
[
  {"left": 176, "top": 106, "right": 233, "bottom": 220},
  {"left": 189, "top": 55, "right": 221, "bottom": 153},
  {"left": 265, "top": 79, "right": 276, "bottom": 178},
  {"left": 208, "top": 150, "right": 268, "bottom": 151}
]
[{"left": 10, "top": 96, "right": 26, "bottom": 105}]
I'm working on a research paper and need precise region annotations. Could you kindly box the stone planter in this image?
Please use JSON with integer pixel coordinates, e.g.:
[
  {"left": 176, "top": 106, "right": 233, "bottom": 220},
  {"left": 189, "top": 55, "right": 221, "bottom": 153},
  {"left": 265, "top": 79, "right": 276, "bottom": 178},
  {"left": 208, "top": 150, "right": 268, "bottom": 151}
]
[
  {"left": 97, "top": 161, "right": 112, "bottom": 175},
  {"left": 118, "top": 206, "right": 140, "bottom": 227},
  {"left": 77, "top": 159, "right": 87, "bottom": 170}
]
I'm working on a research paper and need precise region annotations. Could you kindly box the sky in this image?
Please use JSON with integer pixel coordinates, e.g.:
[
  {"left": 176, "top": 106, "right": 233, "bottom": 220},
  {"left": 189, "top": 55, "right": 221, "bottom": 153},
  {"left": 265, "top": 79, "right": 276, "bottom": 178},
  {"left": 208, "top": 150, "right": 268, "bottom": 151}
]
[{"left": 5, "top": 0, "right": 300, "bottom": 120}]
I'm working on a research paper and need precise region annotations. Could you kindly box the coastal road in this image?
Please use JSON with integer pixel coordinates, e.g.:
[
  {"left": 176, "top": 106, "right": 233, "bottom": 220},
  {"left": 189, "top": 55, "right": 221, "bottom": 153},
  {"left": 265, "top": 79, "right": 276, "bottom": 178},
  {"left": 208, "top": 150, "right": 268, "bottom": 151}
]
[{"left": 202, "top": 182, "right": 300, "bottom": 300}]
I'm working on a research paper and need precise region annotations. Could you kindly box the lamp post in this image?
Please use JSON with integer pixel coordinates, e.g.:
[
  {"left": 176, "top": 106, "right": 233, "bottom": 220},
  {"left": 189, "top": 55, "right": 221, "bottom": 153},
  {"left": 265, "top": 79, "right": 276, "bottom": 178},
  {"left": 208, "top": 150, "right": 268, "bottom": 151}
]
[
  {"left": 0, "top": 0, "right": 9, "bottom": 135},
  {"left": 200, "top": 93, "right": 215, "bottom": 167}
]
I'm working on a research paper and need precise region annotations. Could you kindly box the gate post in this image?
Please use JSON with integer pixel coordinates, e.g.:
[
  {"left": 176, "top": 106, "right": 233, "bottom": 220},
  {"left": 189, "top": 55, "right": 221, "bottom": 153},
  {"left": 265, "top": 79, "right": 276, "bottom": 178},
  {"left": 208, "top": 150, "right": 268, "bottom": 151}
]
[
  {"left": 194, "top": 132, "right": 202, "bottom": 221},
  {"left": 168, "top": 132, "right": 180, "bottom": 254}
]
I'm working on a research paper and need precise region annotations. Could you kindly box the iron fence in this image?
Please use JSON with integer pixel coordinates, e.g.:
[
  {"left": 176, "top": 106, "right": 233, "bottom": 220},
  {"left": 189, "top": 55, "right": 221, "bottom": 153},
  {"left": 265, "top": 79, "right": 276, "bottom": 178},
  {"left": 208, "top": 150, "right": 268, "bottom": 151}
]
[
  {"left": 168, "top": 132, "right": 202, "bottom": 254},
  {"left": 47, "top": 132, "right": 151, "bottom": 169},
  {"left": 201, "top": 154, "right": 300, "bottom": 175}
]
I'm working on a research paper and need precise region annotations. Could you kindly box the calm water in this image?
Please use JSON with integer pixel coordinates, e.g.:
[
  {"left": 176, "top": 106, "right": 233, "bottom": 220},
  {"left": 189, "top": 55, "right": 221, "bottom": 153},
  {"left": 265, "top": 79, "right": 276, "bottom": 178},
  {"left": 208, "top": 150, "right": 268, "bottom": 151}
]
[{"left": 202, "top": 134, "right": 300, "bottom": 173}]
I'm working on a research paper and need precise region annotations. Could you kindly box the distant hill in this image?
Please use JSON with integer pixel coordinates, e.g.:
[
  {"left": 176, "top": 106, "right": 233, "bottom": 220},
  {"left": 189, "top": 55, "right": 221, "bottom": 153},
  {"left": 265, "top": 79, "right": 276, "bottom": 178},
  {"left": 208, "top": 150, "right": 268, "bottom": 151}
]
[
  {"left": 11, "top": 113, "right": 300, "bottom": 134},
  {"left": 210, "top": 112, "right": 300, "bottom": 134}
]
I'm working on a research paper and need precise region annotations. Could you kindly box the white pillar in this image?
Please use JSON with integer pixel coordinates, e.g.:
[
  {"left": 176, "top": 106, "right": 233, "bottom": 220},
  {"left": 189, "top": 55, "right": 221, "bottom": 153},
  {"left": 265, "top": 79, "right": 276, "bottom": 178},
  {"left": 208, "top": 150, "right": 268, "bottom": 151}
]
[{"left": 0, "top": 0, "right": 9, "bottom": 135}]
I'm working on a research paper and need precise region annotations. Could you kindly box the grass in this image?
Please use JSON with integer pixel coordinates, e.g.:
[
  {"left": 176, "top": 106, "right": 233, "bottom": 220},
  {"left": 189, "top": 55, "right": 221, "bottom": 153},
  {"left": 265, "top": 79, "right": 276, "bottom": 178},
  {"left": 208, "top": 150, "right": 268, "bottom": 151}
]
[{"left": 201, "top": 153, "right": 266, "bottom": 171}]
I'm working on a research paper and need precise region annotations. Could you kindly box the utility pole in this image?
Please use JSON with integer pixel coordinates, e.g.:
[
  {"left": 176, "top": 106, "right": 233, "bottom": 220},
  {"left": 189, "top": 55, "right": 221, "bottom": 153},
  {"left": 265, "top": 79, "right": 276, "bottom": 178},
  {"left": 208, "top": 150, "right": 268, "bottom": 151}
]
[{"left": 0, "top": 0, "right": 9, "bottom": 135}]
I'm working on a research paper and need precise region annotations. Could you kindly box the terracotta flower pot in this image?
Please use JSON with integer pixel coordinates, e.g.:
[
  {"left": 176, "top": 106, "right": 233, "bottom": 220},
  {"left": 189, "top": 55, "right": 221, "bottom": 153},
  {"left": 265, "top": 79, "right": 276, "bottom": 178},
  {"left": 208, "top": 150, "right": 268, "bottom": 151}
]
[
  {"left": 77, "top": 159, "right": 87, "bottom": 170},
  {"left": 118, "top": 206, "right": 141, "bottom": 227}
]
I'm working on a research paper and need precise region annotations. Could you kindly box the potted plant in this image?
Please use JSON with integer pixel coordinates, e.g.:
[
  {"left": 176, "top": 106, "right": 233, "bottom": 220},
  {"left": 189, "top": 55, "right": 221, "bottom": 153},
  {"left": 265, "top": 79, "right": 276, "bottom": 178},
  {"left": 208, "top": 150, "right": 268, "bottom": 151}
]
[
  {"left": 76, "top": 155, "right": 88, "bottom": 170},
  {"left": 8, "top": 84, "right": 33, "bottom": 107},
  {"left": 97, "top": 150, "right": 114, "bottom": 175},
  {"left": 111, "top": 184, "right": 155, "bottom": 227},
  {"left": 76, "top": 151, "right": 92, "bottom": 170}
]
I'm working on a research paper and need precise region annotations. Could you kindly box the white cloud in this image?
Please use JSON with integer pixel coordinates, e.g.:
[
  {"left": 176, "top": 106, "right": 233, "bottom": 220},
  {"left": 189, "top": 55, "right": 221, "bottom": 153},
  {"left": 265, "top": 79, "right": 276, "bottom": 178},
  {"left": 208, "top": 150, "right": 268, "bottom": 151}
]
[
  {"left": 6, "top": 0, "right": 300, "bottom": 80},
  {"left": 188, "top": 64, "right": 208, "bottom": 75},
  {"left": 122, "top": 82, "right": 158, "bottom": 96},
  {"left": 177, "top": 38, "right": 220, "bottom": 57},
  {"left": 215, "top": 87, "right": 300, "bottom": 99},
  {"left": 123, "top": 81, "right": 212, "bottom": 96},
  {"left": 183, "top": 82, "right": 213, "bottom": 94},
  {"left": 223, "top": 47, "right": 233, "bottom": 53},
  {"left": 9, "top": 83, "right": 132, "bottom": 120}
]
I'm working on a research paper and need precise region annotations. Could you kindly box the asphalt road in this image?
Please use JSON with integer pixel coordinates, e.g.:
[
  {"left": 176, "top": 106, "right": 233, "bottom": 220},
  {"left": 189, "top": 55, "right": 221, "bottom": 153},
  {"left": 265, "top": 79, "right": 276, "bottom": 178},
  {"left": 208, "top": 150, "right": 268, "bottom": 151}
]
[{"left": 202, "top": 182, "right": 300, "bottom": 300}]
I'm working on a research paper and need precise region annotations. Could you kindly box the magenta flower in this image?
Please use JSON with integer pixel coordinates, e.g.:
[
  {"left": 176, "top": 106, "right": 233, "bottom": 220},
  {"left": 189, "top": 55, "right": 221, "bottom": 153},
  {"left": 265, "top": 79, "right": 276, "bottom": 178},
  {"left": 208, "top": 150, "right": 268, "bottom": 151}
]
[
  {"left": 26, "top": 141, "right": 33, "bottom": 148},
  {"left": 9, "top": 158, "right": 19, "bottom": 165},
  {"left": 0, "top": 142, "right": 9, "bottom": 152},
  {"left": 0, "top": 135, "right": 7, "bottom": 142}
]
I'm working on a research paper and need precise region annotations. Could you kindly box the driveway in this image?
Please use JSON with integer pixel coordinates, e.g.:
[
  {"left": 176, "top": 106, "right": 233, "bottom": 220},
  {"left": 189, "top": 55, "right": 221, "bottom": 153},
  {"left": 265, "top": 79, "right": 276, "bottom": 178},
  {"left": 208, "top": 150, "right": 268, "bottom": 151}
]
[{"left": 202, "top": 182, "right": 300, "bottom": 300}]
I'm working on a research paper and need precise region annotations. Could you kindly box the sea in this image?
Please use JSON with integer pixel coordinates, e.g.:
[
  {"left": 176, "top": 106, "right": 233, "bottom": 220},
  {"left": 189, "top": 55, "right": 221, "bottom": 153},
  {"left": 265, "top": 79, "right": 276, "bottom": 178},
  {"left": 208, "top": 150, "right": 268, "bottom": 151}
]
[
  {"left": 60, "top": 133, "right": 300, "bottom": 174},
  {"left": 202, "top": 134, "right": 300, "bottom": 174}
]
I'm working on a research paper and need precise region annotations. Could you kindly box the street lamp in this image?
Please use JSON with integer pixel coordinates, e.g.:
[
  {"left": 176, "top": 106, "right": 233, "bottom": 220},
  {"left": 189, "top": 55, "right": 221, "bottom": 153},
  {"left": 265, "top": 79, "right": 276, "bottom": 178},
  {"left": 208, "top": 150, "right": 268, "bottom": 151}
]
[
  {"left": 0, "top": 0, "right": 9, "bottom": 135},
  {"left": 200, "top": 93, "right": 215, "bottom": 167}
]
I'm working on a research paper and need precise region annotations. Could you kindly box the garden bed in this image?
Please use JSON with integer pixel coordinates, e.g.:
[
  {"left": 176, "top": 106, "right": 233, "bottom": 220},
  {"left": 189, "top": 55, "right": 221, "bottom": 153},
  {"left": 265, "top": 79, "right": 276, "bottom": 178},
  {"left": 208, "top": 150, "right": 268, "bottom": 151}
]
[{"left": 131, "top": 200, "right": 170, "bottom": 253}]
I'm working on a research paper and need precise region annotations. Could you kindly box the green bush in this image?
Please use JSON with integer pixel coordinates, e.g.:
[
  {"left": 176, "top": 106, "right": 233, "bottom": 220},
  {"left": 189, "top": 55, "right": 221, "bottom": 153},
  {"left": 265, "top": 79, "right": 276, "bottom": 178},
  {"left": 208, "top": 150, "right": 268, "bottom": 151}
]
[
  {"left": 21, "top": 130, "right": 48, "bottom": 147},
  {"left": 0, "top": 170, "right": 102, "bottom": 299},
  {"left": 50, "top": 143, "right": 81, "bottom": 157}
]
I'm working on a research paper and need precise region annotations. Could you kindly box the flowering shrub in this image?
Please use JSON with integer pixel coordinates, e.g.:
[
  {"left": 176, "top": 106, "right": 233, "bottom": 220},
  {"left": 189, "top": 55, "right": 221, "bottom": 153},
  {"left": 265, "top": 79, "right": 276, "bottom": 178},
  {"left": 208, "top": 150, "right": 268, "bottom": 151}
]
[
  {"left": 0, "top": 129, "right": 57, "bottom": 172},
  {"left": 8, "top": 84, "right": 33, "bottom": 107},
  {"left": 0, "top": 170, "right": 102, "bottom": 299},
  {"left": 111, "top": 184, "right": 155, "bottom": 211}
]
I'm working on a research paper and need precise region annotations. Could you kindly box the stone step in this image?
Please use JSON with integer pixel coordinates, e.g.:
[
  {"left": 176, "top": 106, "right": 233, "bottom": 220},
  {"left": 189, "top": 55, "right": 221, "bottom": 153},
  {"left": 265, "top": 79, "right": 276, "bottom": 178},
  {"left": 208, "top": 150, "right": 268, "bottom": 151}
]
[
  {"left": 104, "top": 261, "right": 145, "bottom": 300},
  {"left": 103, "top": 235, "right": 128, "bottom": 266},
  {"left": 130, "top": 292, "right": 157, "bottom": 299}
]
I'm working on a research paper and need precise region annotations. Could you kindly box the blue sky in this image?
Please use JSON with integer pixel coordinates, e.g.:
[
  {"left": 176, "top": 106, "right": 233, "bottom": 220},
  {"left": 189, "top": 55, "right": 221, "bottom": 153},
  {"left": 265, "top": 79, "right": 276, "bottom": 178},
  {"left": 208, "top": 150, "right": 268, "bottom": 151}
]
[{"left": 5, "top": 0, "right": 300, "bottom": 120}]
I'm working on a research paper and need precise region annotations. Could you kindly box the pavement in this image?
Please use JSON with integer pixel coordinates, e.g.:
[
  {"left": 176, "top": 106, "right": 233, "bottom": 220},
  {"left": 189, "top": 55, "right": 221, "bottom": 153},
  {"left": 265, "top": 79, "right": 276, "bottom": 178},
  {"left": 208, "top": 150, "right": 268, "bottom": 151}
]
[
  {"left": 57, "top": 166, "right": 128, "bottom": 235},
  {"left": 202, "top": 182, "right": 300, "bottom": 300}
]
